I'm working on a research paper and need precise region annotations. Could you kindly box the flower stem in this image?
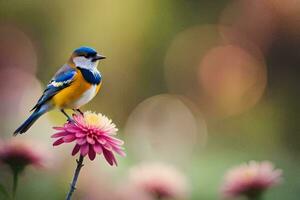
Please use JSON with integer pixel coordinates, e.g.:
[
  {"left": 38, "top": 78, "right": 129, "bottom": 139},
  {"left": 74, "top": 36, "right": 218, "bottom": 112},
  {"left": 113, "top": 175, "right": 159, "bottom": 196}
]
[
  {"left": 248, "top": 195, "right": 263, "bottom": 200},
  {"left": 66, "top": 155, "right": 84, "bottom": 200},
  {"left": 12, "top": 171, "right": 19, "bottom": 200}
]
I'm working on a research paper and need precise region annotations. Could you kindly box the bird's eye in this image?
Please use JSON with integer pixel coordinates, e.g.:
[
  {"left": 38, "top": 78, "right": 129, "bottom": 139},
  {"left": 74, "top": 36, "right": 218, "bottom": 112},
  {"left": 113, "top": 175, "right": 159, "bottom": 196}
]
[
  {"left": 85, "top": 52, "right": 96, "bottom": 59},
  {"left": 77, "top": 54, "right": 86, "bottom": 58},
  {"left": 82, "top": 54, "right": 91, "bottom": 59}
]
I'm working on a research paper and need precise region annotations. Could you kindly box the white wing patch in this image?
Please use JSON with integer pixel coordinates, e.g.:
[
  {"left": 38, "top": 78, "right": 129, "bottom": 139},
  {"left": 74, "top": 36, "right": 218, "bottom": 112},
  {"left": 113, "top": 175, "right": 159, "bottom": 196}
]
[{"left": 51, "top": 79, "right": 73, "bottom": 87}]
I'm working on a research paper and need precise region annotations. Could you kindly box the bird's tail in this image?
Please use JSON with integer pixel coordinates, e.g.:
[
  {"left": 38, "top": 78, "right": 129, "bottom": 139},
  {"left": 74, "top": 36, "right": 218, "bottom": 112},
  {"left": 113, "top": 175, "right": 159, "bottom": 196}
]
[{"left": 14, "top": 104, "right": 51, "bottom": 135}]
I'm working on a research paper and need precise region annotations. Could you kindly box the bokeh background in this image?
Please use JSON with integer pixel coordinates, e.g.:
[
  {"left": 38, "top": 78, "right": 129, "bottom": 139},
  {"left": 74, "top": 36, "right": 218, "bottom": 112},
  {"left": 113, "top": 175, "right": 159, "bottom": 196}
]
[{"left": 0, "top": 0, "right": 299, "bottom": 199}]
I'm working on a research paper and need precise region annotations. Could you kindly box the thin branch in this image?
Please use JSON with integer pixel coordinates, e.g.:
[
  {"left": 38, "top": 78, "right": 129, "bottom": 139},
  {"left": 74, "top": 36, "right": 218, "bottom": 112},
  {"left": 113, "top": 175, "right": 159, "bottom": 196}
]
[
  {"left": 65, "top": 155, "right": 84, "bottom": 200},
  {"left": 12, "top": 171, "right": 19, "bottom": 200}
]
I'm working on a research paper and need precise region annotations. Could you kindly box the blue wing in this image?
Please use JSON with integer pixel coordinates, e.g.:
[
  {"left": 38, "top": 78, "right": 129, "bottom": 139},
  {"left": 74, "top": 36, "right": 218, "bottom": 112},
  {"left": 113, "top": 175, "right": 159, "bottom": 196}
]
[{"left": 31, "top": 64, "right": 77, "bottom": 111}]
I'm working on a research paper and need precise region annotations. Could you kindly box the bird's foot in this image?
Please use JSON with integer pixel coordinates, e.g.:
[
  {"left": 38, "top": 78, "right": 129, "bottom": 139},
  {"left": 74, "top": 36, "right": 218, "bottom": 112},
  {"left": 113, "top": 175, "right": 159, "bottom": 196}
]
[
  {"left": 73, "top": 109, "right": 84, "bottom": 115},
  {"left": 61, "top": 109, "right": 75, "bottom": 123},
  {"left": 67, "top": 117, "right": 75, "bottom": 123}
]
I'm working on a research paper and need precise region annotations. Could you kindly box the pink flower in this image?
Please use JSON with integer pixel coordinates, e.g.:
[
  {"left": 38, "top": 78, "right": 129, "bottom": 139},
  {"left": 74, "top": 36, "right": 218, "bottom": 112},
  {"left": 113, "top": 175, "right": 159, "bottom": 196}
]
[
  {"left": 52, "top": 111, "right": 125, "bottom": 166},
  {"left": 221, "top": 161, "right": 282, "bottom": 199},
  {"left": 129, "top": 162, "right": 189, "bottom": 199},
  {"left": 0, "top": 139, "right": 43, "bottom": 172}
]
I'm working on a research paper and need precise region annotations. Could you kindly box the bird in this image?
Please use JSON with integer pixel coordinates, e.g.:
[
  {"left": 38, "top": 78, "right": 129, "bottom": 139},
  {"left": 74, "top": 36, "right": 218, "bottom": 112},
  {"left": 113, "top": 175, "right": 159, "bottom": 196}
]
[{"left": 14, "top": 46, "right": 106, "bottom": 135}]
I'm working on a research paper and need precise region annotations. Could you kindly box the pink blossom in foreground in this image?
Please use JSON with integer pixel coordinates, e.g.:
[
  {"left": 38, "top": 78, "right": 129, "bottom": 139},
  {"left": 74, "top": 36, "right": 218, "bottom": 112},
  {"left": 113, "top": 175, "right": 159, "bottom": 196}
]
[
  {"left": 0, "top": 139, "right": 43, "bottom": 172},
  {"left": 129, "top": 162, "right": 189, "bottom": 200},
  {"left": 52, "top": 111, "right": 125, "bottom": 166},
  {"left": 221, "top": 161, "right": 282, "bottom": 199}
]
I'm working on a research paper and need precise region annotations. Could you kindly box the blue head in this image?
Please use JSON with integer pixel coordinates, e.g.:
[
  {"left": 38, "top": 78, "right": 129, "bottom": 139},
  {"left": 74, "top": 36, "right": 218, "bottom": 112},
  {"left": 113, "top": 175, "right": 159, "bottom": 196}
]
[{"left": 71, "top": 46, "right": 106, "bottom": 70}]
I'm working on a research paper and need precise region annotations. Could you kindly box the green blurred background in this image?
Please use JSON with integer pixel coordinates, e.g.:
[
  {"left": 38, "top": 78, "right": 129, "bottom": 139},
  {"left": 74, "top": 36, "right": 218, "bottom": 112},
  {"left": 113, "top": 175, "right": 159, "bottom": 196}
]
[{"left": 0, "top": 0, "right": 299, "bottom": 199}]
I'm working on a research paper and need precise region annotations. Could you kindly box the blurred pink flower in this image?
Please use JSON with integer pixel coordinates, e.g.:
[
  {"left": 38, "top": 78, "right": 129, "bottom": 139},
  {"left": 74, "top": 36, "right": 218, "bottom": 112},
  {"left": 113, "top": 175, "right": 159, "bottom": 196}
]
[
  {"left": 221, "top": 161, "right": 282, "bottom": 199},
  {"left": 52, "top": 111, "right": 125, "bottom": 166},
  {"left": 0, "top": 139, "right": 43, "bottom": 173},
  {"left": 129, "top": 162, "right": 189, "bottom": 200}
]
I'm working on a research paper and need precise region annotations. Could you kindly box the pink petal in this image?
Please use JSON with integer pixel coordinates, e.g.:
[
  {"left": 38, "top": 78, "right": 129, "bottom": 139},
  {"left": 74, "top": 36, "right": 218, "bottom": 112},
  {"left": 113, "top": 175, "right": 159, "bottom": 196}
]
[
  {"left": 77, "top": 138, "right": 86, "bottom": 145},
  {"left": 63, "top": 135, "right": 76, "bottom": 143},
  {"left": 87, "top": 136, "right": 95, "bottom": 144},
  {"left": 112, "top": 146, "right": 126, "bottom": 157},
  {"left": 104, "top": 136, "right": 124, "bottom": 145},
  {"left": 80, "top": 144, "right": 89, "bottom": 156},
  {"left": 76, "top": 125, "right": 87, "bottom": 132},
  {"left": 75, "top": 132, "right": 86, "bottom": 138},
  {"left": 64, "top": 125, "right": 81, "bottom": 133},
  {"left": 51, "top": 131, "right": 69, "bottom": 138},
  {"left": 111, "top": 155, "right": 117, "bottom": 166},
  {"left": 73, "top": 114, "right": 82, "bottom": 122},
  {"left": 103, "top": 149, "right": 117, "bottom": 166},
  {"left": 53, "top": 138, "right": 64, "bottom": 146},
  {"left": 73, "top": 114, "right": 85, "bottom": 125},
  {"left": 93, "top": 143, "right": 103, "bottom": 154},
  {"left": 102, "top": 142, "right": 112, "bottom": 151},
  {"left": 97, "top": 137, "right": 107, "bottom": 144},
  {"left": 53, "top": 127, "right": 65, "bottom": 131},
  {"left": 72, "top": 144, "right": 80, "bottom": 156},
  {"left": 88, "top": 146, "right": 96, "bottom": 160},
  {"left": 69, "top": 128, "right": 81, "bottom": 133}
]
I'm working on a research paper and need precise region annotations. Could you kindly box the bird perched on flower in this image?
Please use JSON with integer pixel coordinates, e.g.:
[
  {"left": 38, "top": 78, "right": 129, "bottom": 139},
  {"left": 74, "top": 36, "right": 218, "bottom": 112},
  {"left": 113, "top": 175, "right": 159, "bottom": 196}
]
[{"left": 14, "top": 46, "right": 105, "bottom": 135}]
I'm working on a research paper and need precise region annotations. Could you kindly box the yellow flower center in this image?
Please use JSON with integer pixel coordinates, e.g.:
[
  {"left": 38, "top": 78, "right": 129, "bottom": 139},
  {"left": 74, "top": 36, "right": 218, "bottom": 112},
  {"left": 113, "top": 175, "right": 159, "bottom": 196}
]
[
  {"left": 84, "top": 112, "right": 101, "bottom": 127},
  {"left": 242, "top": 169, "right": 255, "bottom": 181}
]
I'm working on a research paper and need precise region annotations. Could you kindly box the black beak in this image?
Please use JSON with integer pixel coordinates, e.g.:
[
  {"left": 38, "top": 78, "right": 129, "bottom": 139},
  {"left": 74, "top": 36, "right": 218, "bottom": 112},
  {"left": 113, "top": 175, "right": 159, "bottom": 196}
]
[{"left": 92, "top": 54, "right": 106, "bottom": 62}]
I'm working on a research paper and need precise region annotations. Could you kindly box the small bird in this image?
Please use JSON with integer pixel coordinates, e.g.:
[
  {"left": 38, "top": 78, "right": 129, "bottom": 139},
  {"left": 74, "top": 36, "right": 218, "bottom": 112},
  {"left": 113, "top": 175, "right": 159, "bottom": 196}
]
[{"left": 14, "top": 46, "right": 106, "bottom": 135}]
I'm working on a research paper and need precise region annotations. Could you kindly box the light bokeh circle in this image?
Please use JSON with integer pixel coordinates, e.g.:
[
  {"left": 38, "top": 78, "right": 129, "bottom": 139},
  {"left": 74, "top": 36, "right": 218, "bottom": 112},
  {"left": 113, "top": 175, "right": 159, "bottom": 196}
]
[
  {"left": 124, "top": 94, "right": 207, "bottom": 164},
  {"left": 198, "top": 45, "right": 267, "bottom": 117},
  {"left": 164, "top": 24, "right": 268, "bottom": 118}
]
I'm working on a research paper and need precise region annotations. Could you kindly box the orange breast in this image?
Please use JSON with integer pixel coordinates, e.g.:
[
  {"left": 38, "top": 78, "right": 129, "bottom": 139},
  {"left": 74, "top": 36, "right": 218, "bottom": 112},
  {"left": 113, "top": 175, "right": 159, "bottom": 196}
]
[{"left": 52, "top": 69, "right": 101, "bottom": 108}]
